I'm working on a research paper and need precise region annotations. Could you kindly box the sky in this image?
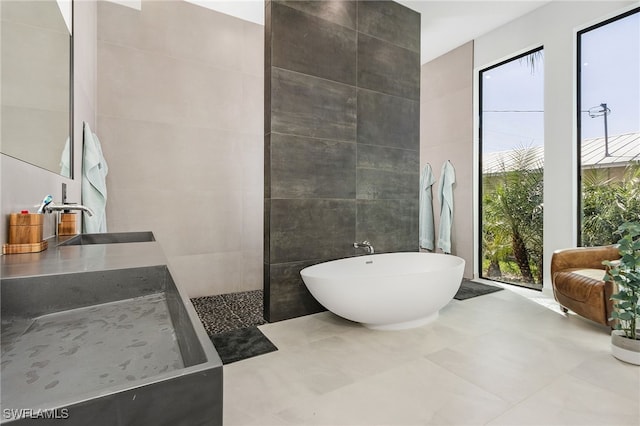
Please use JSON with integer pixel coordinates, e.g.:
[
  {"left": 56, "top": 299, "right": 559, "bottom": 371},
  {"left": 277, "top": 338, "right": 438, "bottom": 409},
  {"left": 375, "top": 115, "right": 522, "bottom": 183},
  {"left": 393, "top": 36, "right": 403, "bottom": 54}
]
[{"left": 482, "top": 10, "right": 639, "bottom": 154}]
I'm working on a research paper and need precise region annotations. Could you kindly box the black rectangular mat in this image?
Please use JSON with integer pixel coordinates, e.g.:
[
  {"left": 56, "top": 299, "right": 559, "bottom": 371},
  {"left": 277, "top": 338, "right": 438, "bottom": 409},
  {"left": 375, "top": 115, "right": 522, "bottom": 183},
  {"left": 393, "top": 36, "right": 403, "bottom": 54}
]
[
  {"left": 454, "top": 280, "right": 503, "bottom": 300},
  {"left": 210, "top": 327, "right": 277, "bottom": 364}
]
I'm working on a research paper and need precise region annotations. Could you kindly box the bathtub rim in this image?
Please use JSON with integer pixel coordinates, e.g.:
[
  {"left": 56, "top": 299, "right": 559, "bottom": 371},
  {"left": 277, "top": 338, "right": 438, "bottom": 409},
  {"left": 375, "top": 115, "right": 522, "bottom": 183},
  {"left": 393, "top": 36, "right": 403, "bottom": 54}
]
[{"left": 300, "top": 252, "right": 465, "bottom": 280}]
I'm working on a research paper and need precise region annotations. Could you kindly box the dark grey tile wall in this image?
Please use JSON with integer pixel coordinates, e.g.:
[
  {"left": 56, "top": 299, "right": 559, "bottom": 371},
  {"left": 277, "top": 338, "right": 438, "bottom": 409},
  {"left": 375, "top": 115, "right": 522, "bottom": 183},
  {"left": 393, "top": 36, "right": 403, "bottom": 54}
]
[
  {"left": 265, "top": 0, "right": 420, "bottom": 322},
  {"left": 272, "top": 2, "right": 356, "bottom": 85},
  {"left": 271, "top": 68, "right": 357, "bottom": 141},
  {"left": 270, "top": 134, "right": 356, "bottom": 199},
  {"left": 278, "top": 0, "right": 357, "bottom": 29},
  {"left": 356, "top": 199, "right": 419, "bottom": 253},
  {"left": 269, "top": 199, "right": 356, "bottom": 264},
  {"left": 357, "top": 89, "right": 419, "bottom": 149},
  {"left": 357, "top": 144, "right": 420, "bottom": 172},
  {"left": 357, "top": 0, "right": 421, "bottom": 52},
  {"left": 357, "top": 33, "right": 420, "bottom": 101}
]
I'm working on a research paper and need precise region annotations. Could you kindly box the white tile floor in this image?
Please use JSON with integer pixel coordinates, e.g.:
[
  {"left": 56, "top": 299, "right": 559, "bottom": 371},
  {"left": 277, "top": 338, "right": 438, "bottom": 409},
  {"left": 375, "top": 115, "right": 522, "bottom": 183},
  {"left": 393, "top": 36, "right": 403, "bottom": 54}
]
[{"left": 223, "top": 285, "right": 640, "bottom": 425}]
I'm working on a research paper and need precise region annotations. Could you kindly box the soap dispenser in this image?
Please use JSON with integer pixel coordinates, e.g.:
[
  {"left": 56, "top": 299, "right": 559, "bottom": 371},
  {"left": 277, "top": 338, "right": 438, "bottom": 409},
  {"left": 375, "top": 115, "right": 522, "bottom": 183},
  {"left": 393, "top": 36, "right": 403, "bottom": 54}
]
[
  {"left": 57, "top": 183, "right": 78, "bottom": 236},
  {"left": 58, "top": 211, "right": 78, "bottom": 236}
]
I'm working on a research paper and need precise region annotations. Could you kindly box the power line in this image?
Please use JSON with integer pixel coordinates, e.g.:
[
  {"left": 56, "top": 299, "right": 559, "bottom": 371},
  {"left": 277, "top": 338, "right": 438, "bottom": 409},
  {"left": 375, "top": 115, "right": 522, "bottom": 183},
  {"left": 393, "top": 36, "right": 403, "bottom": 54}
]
[
  {"left": 483, "top": 110, "right": 543, "bottom": 113},
  {"left": 485, "top": 110, "right": 608, "bottom": 113}
]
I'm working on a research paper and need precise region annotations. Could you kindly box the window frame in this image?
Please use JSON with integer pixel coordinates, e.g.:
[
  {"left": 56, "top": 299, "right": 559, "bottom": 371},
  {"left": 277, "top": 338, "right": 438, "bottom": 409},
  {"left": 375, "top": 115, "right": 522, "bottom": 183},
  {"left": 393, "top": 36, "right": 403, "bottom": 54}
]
[
  {"left": 576, "top": 7, "right": 640, "bottom": 246},
  {"left": 477, "top": 46, "right": 544, "bottom": 286}
]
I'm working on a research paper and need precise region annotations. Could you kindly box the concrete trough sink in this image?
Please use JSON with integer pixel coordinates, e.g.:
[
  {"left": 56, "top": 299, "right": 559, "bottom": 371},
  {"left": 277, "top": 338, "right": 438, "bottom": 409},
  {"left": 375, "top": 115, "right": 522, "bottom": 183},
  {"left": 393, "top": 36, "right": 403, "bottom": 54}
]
[
  {"left": 57, "top": 232, "right": 156, "bottom": 246},
  {"left": 1, "top": 265, "right": 222, "bottom": 425}
]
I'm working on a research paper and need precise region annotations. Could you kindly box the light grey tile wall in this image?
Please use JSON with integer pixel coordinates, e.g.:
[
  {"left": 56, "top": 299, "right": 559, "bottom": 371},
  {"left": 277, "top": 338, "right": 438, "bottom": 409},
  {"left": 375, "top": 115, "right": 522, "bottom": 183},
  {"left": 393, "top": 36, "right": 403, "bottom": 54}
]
[
  {"left": 97, "top": 0, "right": 264, "bottom": 297},
  {"left": 265, "top": 0, "right": 420, "bottom": 322},
  {"left": 420, "top": 41, "right": 474, "bottom": 279}
]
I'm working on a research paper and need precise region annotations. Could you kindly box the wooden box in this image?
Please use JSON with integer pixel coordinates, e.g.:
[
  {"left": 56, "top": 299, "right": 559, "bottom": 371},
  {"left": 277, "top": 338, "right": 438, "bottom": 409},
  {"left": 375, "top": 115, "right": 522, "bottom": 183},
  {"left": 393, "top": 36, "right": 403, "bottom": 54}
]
[
  {"left": 8, "top": 213, "right": 43, "bottom": 244},
  {"left": 58, "top": 213, "right": 78, "bottom": 236},
  {"left": 3, "top": 213, "right": 47, "bottom": 254}
]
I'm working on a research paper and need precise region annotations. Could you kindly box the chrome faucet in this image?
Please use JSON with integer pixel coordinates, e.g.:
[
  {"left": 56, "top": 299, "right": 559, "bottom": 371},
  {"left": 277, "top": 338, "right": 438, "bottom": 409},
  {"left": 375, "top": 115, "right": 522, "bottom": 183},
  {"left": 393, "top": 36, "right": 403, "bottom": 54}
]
[
  {"left": 44, "top": 202, "right": 95, "bottom": 217},
  {"left": 353, "top": 240, "right": 374, "bottom": 254}
]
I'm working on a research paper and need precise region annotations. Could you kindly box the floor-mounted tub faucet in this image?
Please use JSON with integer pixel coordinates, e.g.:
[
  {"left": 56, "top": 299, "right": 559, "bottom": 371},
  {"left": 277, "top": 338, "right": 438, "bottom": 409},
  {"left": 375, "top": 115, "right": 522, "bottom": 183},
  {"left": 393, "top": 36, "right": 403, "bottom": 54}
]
[{"left": 354, "top": 241, "right": 374, "bottom": 254}]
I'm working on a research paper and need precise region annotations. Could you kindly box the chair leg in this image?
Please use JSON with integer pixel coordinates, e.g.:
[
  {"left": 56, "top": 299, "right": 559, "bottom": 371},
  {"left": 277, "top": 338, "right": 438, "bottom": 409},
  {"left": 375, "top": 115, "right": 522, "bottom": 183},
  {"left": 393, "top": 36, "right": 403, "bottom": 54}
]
[{"left": 560, "top": 305, "right": 569, "bottom": 314}]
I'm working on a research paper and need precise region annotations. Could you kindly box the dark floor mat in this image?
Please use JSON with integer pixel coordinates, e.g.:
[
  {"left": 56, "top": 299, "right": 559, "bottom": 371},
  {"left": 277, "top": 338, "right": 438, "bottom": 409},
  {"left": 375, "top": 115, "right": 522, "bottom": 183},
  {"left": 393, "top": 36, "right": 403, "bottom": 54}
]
[
  {"left": 210, "top": 327, "right": 277, "bottom": 364},
  {"left": 454, "top": 280, "right": 503, "bottom": 300}
]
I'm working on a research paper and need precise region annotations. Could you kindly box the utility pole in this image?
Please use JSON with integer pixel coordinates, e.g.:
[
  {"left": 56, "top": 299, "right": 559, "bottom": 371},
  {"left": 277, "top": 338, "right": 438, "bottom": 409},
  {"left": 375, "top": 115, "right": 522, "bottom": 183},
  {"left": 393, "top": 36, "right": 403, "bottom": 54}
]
[{"left": 588, "top": 103, "right": 611, "bottom": 157}]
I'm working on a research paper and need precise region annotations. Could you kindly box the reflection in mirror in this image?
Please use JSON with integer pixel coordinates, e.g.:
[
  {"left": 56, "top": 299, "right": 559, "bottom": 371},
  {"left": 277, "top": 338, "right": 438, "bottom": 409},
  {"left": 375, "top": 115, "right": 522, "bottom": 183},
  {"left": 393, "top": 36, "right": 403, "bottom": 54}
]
[{"left": 1, "top": 0, "right": 72, "bottom": 177}]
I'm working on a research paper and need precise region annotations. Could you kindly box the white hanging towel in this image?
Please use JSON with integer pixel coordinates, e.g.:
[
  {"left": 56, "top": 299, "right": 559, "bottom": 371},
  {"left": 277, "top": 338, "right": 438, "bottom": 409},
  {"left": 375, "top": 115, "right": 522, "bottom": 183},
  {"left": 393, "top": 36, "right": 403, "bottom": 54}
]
[
  {"left": 419, "top": 163, "right": 436, "bottom": 250},
  {"left": 437, "top": 160, "right": 456, "bottom": 254},
  {"left": 82, "top": 122, "right": 109, "bottom": 233}
]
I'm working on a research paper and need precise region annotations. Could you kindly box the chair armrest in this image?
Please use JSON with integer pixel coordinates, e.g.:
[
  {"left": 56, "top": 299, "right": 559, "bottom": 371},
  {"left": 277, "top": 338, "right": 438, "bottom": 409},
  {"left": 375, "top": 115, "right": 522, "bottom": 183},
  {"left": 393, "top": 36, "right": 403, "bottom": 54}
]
[{"left": 551, "top": 245, "right": 620, "bottom": 277}]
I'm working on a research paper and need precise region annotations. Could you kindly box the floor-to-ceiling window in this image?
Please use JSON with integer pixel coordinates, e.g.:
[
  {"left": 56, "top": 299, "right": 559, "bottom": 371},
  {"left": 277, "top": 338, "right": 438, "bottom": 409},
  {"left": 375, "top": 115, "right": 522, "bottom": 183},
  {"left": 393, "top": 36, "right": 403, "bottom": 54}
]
[
  {"left": 578, "top": 9, "right": 640, "bottom": 247},
  {"left": 479, "top": 48, "right": 544, "bottom": 290}
]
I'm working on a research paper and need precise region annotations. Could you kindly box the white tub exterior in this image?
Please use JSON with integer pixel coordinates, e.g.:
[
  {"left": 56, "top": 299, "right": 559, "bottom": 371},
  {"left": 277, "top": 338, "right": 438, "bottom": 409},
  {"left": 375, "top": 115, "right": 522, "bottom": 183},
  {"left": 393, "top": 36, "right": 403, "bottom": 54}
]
[{"left": 300, "top": 252, "right": 465, "bottom": 330}]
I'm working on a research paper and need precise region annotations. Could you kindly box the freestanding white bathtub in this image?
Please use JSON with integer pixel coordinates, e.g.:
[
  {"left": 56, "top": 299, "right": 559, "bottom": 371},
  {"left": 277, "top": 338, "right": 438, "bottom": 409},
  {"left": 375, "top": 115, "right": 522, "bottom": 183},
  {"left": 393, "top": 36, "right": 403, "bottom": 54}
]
[{"left": 300, "top": 252, "right": 465, "bottom": 330}]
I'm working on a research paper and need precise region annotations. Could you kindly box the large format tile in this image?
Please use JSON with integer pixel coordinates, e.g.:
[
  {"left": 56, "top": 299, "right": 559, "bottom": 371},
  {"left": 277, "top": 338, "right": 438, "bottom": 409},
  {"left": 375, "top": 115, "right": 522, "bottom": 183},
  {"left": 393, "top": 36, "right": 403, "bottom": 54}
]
[
  {"left": 264, "top": 2, "right": 272, "bottom": 136},
  {"left": 242, "top": 190, "right": 264, "bottom": 253},
  {"left": 425, "top": 328, "right": 601, "bottom": 405},
  {"left": 259, "top": 311, "right": 360, "bottom": 349},
  {"left": 357, "top": 33, "right": 420, "bottom": 101},
  {"left": 242, "top": 21, "right": 264, "bottom": 77},
  {"left": 223, "top": 350, "right": 318, "bottom": 422},
  {"left": 264, "top": 134, "right": 272, "bottom": 199},
  {"left": 241, "top": 74, "right": 265, "bottom": 137},
  {"left": 357, "top": 89, "right": 419, "bottom": 150},
  {"left": 99, "top": 0, "right": 260, "bottom": 74},
  {"left": 275, "top": 357, "right": 509, "bottom": 426},
  {"left": 98, "top": 42, "right": 246, "bottom": 130},
  {"left": 269, "top": 134, "right": 356, "bottom": 199},
  {"left": 271, "top": 2, "right": 356, "bottom": 85},
  {"left": 568, "top": 351, "right": 640, "bottom": 400},
  {"left": 168, "top": 251, "right": 243, "bottom": 298},
  {"left": 223, "top": 288, "right": 640, "bottom": 425},
  {"left": 268, "top": 199, "right": 356, "bottom": 264},
  {"left": 357, "top": 144, "right": 419, "bottom": 173},
  {"left": 98, "top": 116, "right": 257, "bottom": 256},
  {"left": 357, "top": 0, "right": 420, "bottom": 53},
  {"left": 98, "top": 1, "right": 168, "bottom": 55},
  {"left": 270, "top": 68, "right": 357, "bottom": 141},
  {"left": 356, "top": 199, "right": 419, "bottom": 253},
  {"left": 263, "top": 199, "right": 271, "bottom": 263},
  {"left": 277, "top": 0, "right": 357, "bottom": 29},
  {"left": 265, "top": 260, "right": 326, "bottom": 322},
  {"left": 356, "top": 168, "right": 418, "bottom": 200},
  {"left": 98, "top": 116, "right": 244, "bottom": 195},
  {"left": 487, "top": 374, "right": 639, "bottom": 426}
]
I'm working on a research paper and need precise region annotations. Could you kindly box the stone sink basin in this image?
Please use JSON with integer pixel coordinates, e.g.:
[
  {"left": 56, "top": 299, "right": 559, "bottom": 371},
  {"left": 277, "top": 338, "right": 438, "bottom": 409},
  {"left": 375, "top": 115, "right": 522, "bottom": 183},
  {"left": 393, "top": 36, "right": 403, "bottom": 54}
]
[
  {"left": 1, "top": 264, "right": 222, "bottom": 425},
  {"left": 57, "top": 231, "right": 155, "bottom": 246}
]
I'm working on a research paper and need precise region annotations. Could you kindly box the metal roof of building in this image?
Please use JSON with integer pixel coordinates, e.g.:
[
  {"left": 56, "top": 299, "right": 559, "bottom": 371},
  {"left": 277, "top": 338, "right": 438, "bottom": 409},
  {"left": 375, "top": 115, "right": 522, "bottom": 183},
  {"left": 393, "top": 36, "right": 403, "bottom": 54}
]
[{"left": 482, "top": 132, "right": 640, "bottom": 174}]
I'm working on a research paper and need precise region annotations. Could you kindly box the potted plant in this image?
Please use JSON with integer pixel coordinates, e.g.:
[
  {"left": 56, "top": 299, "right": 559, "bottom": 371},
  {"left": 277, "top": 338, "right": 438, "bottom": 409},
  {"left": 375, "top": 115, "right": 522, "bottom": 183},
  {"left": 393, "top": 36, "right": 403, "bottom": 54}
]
[{"left": 604, "top": 221, "right": 640, "bottom": 365}]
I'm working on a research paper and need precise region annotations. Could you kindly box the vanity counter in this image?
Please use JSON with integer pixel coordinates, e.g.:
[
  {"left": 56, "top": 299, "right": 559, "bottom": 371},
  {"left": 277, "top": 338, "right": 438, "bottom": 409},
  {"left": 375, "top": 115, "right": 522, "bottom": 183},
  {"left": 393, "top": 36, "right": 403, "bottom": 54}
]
[
  {"left": 1, "top": 235, "right": 167, "bottom": 279},
  {"left": 1, "top": 234, "right": 222, "bottom": 426}
]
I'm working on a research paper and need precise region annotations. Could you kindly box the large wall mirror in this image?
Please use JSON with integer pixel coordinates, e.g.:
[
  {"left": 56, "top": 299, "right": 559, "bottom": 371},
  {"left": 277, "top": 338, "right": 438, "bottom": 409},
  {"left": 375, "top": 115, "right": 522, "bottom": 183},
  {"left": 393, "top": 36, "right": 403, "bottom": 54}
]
[{"left": 1, "top": 0, "right": 73, "bottom": 178}]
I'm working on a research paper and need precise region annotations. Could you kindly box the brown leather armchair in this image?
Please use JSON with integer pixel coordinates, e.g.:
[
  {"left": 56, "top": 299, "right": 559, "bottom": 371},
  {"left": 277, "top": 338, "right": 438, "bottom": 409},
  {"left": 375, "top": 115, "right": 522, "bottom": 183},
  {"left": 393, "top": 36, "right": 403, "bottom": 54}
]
[{"left": 550, "top": 245, "right": 620, "bottom": 327}]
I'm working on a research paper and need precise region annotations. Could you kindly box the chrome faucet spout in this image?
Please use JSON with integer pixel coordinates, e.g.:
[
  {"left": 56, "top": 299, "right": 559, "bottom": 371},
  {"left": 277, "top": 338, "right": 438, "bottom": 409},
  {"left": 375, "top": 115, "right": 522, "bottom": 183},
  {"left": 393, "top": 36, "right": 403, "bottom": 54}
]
[
  {"left": 44, "top": 202, "right": 95, "bottom": 217},
  {"left": 353, "top": 240, "right": 374, "bottom": 254}
]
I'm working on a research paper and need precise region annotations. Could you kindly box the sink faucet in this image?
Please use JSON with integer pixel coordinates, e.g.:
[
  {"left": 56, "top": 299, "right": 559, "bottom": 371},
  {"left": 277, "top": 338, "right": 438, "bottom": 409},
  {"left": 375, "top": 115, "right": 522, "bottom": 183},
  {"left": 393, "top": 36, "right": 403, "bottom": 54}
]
[
  {"left": 354, "top": 241, "right": 374, "bottom": 254},
  {"left": 44, "top": 202, "right": 95, "bottom": 217}
]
